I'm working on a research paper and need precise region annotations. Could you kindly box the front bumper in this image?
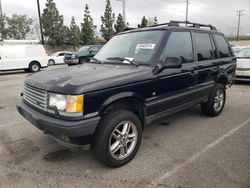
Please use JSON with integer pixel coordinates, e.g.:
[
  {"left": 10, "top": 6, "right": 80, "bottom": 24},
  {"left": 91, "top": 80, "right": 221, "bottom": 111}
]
[
  {"left": 16, "top": 100, "right": 100, "bottom": 137},
  {"left": 235, "top": 70, "right": 250, "bottom": 81},
  {"left": 64, "top": 58, "right": 79, "bottom": 65}
]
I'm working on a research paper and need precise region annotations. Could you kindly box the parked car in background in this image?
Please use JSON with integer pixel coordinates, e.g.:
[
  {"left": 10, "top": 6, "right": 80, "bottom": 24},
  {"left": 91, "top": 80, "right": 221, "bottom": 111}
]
[
  {"left": 48, "top": 51, "right": 72, "bottom": 65},
  {"left": 64, "top": 45, "right": 103, "bottom": 66},
  {"left": 17, "top": 21, "right": 236, "bottom": 167},
  {"left": 232, "top": 45, "right": 250, "bottom": 55},
  {"left": 235, "top": 48, "right": 250, "bottom": 81},
  {"left": 0, "top": 40, "right": 47, "bottom": 72}
]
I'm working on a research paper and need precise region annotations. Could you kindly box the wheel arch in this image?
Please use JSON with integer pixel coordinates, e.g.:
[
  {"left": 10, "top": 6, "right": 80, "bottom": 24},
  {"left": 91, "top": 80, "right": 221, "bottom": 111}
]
[
  {"left": 29, "top": 60, "right": 41, "bottom": 68},
  {"left": 216, "top": 74, "right": 228, "bottom": 86},
  {"left": 99, "top": 92, "right": 146, "bottom": 127}
]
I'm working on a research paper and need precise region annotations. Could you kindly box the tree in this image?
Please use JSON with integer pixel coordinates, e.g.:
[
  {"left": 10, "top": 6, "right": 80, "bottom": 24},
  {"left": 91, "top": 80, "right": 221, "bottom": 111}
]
[
  {"left": 100, "top": 0, "right": 115, "bottom": 41},
  {"left": 41, "top": 0, "right": 64, "bottom": 46},
  {"left": 114, "top": 13, "right": 126, "bottom": 34},
  {"left": 138, "top": 16, "right": 148, "bottom": 28},
  {"left": 0, "top": 14, "right": 8, "bottom": 40},
  {"left": 81, "top": 4, "right": 96, "bottom": 45},
  {"left": 6, "top": 14, "right": 33, "bottom": 40},
  {"left": 69, "top": 17, "right": 80, "bottom": 50},
  {"left": 154, "top": 17, "right": 158, "bottom": 25}
]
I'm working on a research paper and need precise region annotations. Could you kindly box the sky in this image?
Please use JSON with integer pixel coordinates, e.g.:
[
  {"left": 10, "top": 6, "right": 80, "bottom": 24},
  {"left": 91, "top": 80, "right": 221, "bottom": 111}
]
[{"left": 1, "top": 0, "right": 250, "bottom": 36}]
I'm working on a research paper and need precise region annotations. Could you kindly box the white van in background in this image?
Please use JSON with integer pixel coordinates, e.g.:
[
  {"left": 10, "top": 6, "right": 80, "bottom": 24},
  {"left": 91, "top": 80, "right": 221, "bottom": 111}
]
[{"left": 0, "top": 40, "right": 48, "bottom": 72}]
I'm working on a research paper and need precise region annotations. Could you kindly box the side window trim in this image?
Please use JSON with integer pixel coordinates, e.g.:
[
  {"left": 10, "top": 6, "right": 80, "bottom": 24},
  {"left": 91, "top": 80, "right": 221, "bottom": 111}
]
[{"left": 209, "top": 34, "right": 217, "bottom": 59}]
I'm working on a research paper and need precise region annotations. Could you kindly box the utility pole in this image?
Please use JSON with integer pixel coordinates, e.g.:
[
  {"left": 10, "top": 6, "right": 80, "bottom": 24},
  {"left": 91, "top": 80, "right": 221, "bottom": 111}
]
[
  {"left": 122, "top": 0, "right": 126, "bottom": 24},
  {"left": 0, "top": 0, "right": 3, "bottom": 17},
  {"left": 117, "top": 0, "right": 126, "bottom": 23},
  {"left": 236, "top": 9, "right": 244, "bottom": 41},
  {"left": 185, "top": 0, "right": 190, "bottom": 25},
  {"left": 36, "top": 0, "right": 44, "bottom": 44}
]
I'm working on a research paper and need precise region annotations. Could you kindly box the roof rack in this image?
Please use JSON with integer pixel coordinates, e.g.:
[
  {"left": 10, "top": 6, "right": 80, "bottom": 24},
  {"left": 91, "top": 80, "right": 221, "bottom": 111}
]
[{"left": 151, "top": 20, "right": 217, "bottom": 31}]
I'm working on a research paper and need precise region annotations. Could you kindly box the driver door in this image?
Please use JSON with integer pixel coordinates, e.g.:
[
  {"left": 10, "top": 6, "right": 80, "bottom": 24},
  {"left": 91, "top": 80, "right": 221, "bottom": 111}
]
[{"left": 152, "top": 31, "right": 198, "bottom": 114}]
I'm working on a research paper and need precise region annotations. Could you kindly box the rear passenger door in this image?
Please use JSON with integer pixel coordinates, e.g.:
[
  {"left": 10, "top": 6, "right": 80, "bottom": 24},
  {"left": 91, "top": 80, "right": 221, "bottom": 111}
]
[
  {"left": 193, "top": 32, "right": 217, "bottom": 96},
  {"left": 212, "top": 34, "right": 235, "bottom": 77},
  {"left": 152, "top": 31, "right": 198, "bottom": 114}
]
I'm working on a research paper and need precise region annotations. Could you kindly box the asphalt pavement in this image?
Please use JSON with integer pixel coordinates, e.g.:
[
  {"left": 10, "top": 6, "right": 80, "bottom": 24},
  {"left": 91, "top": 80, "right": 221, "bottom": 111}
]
[{"left": 0, "top": 65, "right": 249, "bottom": 188}]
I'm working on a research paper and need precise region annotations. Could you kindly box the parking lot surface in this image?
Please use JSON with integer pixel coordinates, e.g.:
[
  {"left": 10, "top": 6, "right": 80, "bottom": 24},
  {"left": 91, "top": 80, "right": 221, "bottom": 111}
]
[{"left": 0, "top": 65, "right": 250, "bottom": 188}]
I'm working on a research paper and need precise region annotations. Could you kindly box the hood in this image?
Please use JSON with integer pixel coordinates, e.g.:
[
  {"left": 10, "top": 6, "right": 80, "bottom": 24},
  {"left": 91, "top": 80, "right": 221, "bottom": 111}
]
[
  {"left": 75, "top": 51, "right": 88, "bottom": 57},
  {"left": 237, "top": 58, "right": 250, "bottom": 69},
  {"left": 25, "top": 63, "right": 154, "bottom": 94}
]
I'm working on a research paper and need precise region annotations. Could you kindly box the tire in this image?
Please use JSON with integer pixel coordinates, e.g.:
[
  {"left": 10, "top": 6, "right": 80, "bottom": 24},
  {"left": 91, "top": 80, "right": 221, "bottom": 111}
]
[
  {"left": 79, "top": 59, "right": 87, "bottom": 64},
  {"left": 201, "top": 83, "right": 226, "bottom": 116},
  {"left": 92, "top": 110, "right": 142, "bottom": 167},
  {"left": 29, "top": 62, "right": 41, "bottom": 72},
  {"left": 48, "top": 59, "right": 55, "bottom": 66}
]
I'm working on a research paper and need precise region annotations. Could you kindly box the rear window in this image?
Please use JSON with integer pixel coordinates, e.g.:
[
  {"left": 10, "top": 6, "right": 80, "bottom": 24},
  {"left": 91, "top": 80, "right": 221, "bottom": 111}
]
[
  {"left": 213, "top": 34, "right": 233, "bottom": 58},
  {"left": 193, "top": 32, "right": 214, "bottom": 61}
]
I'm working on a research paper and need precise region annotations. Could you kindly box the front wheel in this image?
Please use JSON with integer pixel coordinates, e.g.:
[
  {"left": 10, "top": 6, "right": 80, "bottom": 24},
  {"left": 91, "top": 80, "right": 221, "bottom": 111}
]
[
  {"left": 92, "top": 110, "right": 142, "bottom": 167},
  {"left": 201, "top": 83, "right": 226, "bottom": 116}
]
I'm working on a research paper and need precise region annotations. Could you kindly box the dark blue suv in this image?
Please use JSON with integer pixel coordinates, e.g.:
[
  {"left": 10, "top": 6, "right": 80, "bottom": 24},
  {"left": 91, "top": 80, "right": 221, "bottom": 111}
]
[{"left": 17, "top": 21, "right": 236, "bottom": 167}]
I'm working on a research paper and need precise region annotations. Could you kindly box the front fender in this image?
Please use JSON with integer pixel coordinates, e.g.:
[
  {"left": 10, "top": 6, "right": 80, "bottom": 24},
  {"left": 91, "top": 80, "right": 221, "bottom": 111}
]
[{"left": 99, "top": 92, "right": 144, "bottom": 113}]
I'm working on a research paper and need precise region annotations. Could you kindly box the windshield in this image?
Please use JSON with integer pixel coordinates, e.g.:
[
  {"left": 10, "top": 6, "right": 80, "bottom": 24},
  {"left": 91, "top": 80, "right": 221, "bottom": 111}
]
[
  {"left": 232, "top": 47, "right": 243, "bottom": 54},
  {"left": 79, "top": 46, "right": 90, "bottom": 52},
  {"left": 95, "top": 30, "right": 164, "bottom": 65},
  {"left": 237, "top": 48, "right": 250, "bottom": 58}
]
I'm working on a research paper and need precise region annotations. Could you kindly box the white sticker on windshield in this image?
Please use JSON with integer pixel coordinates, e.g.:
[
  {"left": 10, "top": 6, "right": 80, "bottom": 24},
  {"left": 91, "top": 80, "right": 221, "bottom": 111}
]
[
  {"left": 136, "top": 43, "right": 156, "bottom": 50},
  {"left": 123, "top": 57, "right": 134, "bottom": 64}
]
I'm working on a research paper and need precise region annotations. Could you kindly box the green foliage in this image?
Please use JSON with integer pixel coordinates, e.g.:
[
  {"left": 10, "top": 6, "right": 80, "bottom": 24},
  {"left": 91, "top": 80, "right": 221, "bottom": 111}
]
[
  {"left": 41, "top": 0, "right": 65, "bottom": 46},
  {"left": 81, "top": 4, "right": 96, "bottom": 45},
  {"left": 227, "top": 36, "right": 250, "bottom": 41},
  {"left": 138, "top": 16, "right": 148, "bottom": 28},
  {"left": 114, "top": 13, "right": 126, "bottom": 34},
  {"left": 6, "top": 14, "right": 33, "bottom": 40},
  {"left": 100, "top": 0, "right": 115, "bottom": 41},
  {"left": 0, "top": 14, "right": 8, "bottom": 40},
  {"left": 154, "top": 17, "right": 158, "bottom": 25},
  {"left": 68, "top": 17, "right": 80, "bottom": 49}
]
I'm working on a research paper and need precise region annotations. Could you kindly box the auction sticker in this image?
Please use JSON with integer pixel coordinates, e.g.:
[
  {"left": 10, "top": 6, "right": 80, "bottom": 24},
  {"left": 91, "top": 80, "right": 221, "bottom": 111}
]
[{"left": 136, "top": 43, "right": 156, "bottom": 50}]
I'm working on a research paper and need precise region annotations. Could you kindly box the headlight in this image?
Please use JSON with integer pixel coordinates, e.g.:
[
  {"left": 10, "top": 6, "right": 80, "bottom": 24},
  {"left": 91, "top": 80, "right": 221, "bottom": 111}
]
[
  {"left": 48, "top": 93, "right": 83, "bottom": 116},
  {"left": 71, "top": 54, "right": 76, "bottom": 58}
]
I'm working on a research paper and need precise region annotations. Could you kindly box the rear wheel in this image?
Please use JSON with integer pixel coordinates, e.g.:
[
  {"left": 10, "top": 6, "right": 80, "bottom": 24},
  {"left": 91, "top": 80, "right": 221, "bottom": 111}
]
[
  {"left": 29, "top": 62, "right": 41, "bottom": 72},
  {"left": 92, "top": 110, "right": 142, "bottom": 167},
  {"left": 201, "top": 83, "right": 226, "bottom": 116}
]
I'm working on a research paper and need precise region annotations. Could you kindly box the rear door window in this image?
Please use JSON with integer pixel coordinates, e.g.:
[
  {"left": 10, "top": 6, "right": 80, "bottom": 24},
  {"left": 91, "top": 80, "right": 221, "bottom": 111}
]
[
  {"left": 161, "top": 31, "right": 194, "bottom": 64},
  {"left": 193, "top": 32, "right": 214, "bottom": 61},
  {"left": 213, "top": 34, "right": 233, "bottom": 58}
]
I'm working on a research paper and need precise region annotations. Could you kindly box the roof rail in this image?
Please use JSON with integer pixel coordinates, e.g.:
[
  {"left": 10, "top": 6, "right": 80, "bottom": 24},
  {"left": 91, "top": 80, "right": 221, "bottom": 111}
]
[
  {"left": 150, "top": 20, "right": 217, "bottom": 31},
  {"left": 123, "top": 27, "right": 137, "bottom": 31}
]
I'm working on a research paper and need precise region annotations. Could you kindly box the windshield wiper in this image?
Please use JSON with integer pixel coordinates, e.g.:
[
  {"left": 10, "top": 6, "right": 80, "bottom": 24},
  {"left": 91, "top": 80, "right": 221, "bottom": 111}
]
[
  {"left": 106, "top": 57, "right": 138, "bottom": 66},
  {"left": 90, "top": 57, "right": 103, "bottom": 64}
]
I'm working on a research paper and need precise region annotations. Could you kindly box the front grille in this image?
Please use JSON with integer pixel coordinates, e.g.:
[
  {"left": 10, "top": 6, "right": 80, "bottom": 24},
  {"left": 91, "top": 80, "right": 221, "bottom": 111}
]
[
  {"left": 64, "top": 54, "right": 72, "bottom": 59},
  {"left": 23, "top": 84, "right": 47, "bottom": 111}
]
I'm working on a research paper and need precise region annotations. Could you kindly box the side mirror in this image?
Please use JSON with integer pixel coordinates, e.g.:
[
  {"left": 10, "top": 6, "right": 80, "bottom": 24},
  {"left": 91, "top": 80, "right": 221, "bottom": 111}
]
[
  {"left": 152, "top": 57, "right": 182, "bottom": 75},
  {"left": 164, "top": 57, "right": 182, "bottom": 68},
  {"left": 89, "top": 50, "right": 95, "bottom": 55}
]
